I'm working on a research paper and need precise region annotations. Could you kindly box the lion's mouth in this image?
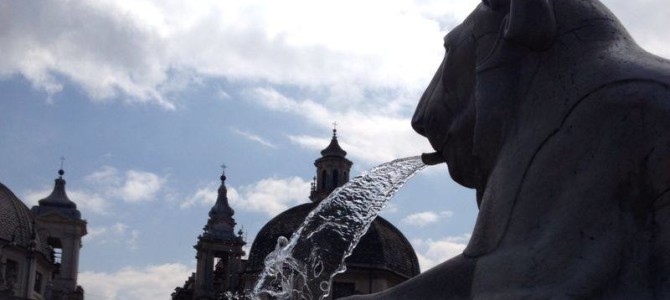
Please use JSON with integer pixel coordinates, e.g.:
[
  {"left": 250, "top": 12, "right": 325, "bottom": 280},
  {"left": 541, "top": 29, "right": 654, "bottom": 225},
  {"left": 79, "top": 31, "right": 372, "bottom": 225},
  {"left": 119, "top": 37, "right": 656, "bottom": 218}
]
[{"left": 421, "top": 151, "right": 446, "bottom": 165}]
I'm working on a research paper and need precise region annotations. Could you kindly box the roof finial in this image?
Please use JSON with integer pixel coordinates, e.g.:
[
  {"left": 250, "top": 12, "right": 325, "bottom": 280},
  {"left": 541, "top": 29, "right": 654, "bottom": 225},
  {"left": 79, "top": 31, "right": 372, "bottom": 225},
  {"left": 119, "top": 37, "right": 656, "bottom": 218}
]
[
  {"left": 220, "top": 164, "right": 227, "bottom": 182},
  {"left": 332, "top": 121, "right": 338, "bottom": 137},
  {"left": 59, "top": 156, "right": 65, "bottom": 178}
]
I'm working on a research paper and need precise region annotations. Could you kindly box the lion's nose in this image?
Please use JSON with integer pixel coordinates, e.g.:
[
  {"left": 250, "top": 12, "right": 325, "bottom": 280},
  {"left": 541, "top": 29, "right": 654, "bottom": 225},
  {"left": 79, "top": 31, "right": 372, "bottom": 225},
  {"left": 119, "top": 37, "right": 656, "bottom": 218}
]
[
  {"left": 412, "top": 111, "right": 426, "bottom": 136},
  {"left": 413, "top": 60, "right": 444, "bottom": 137},
  {"left": 412, "top": 77, "right": 433, "bottom": 137}
]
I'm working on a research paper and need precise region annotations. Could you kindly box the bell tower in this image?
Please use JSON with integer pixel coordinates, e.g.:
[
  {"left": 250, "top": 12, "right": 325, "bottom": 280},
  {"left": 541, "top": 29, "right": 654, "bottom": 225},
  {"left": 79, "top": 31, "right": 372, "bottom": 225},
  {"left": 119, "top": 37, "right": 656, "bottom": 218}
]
[
  {"left": 309, "top": 126, "right": 353, "bottom": 203},
  {"left": 31, "top": 168, "right": 87, "bottom": 300},
  {"left": 193, "top": 167, "right": 245, "bottom": 299}
]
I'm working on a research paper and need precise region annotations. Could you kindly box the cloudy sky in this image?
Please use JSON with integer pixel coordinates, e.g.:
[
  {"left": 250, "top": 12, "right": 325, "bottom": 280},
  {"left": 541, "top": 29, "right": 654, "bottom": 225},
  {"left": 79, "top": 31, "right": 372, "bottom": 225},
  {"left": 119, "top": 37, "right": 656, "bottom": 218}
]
[{"left": 1, "top": 0, "right": 668, "bottom": 299}]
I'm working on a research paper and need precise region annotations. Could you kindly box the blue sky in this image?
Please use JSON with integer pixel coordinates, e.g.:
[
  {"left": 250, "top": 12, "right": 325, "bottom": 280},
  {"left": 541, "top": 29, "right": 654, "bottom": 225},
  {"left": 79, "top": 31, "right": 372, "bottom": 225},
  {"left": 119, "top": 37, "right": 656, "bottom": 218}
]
[{"left": 1, "top": 0, "right": 668, "bottom": 299}]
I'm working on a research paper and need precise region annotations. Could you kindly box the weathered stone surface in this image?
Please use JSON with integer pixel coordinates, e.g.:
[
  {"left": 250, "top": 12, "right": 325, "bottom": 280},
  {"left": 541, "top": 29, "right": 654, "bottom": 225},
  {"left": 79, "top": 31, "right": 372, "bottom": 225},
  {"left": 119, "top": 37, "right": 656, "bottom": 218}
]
[{"left": 347, "top": 0, "right": 670, "bottom": 298}]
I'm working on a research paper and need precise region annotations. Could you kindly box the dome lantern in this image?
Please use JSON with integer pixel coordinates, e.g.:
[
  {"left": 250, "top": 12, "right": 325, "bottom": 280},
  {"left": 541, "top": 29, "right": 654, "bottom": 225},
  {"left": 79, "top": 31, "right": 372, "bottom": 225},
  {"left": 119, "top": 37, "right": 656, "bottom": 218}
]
[{"left": 310, "top": 125, "right": 353, "bottom": 203}]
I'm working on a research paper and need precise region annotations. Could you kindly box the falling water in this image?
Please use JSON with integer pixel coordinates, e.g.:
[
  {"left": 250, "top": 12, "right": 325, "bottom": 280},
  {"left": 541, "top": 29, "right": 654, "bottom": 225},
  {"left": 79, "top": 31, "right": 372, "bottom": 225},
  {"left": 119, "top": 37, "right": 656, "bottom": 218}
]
[{"left": 252, "top": 156, "right": 426, "bottom": 300}]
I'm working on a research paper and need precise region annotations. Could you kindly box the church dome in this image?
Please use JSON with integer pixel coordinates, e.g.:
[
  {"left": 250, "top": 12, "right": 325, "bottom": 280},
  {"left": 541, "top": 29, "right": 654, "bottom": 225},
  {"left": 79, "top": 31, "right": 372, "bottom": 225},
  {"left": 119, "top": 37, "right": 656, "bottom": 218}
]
[
  {"left": 0, "top": 182, "right": 49, "bottom": 256},
  {"left": 246, "top": 202, "right": 420, "bottom": 279}
]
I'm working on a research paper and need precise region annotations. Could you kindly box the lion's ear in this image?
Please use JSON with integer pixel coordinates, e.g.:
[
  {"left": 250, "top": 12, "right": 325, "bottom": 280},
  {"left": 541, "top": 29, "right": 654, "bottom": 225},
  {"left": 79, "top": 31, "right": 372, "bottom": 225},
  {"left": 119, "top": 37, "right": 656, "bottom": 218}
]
[
  {"left": 484, "top": 0, "right": 556, "bottom": 51},
  {"left": 504, "top": 0, "right": 556, "bottom": 50}
]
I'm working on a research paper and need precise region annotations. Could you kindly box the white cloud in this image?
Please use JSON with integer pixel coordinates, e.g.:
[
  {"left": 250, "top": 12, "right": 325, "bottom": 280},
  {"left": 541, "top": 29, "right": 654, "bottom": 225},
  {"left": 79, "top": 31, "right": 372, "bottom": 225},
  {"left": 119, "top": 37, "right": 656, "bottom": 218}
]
[
  {"left": 85, "top": 222, "right": 141, "bottom": 250},
  {"left": 402, "top": 210, "right": 453, "bottom": 227},
  {"left": 21, "top": 190, "right": 48, "bottom": 208},
  {"left": 111, "top": 223, "right": 129, "bottom": 233},
  {"left": 119, "top": 170, "right": 166, "bottom": 202},
  {"left": 237, "top": 1, "right": 670, "bottom": 167},
  {"left": 382, "top": 203, "right": 400, "bottom": 214},
  {"left": 0, "top": 0, "right": 173, "bottom": 108},
  {"left": 21, "top": 166, "right": 167, "bottom": 217},
  {"left": 181, "top": 176, "right": 311, "bottom": 216},
  {"left": 231, "top": 127, "right": 277, "bottom": 148},
  {"left": 228, "top": 176, "right": 311, "bottom": 216},
  {"left": 86, "top": 166, "right": 167, "bottom": 203},
  {"left": 0, "top": 0, "right": 667, "bottom": 109},
  {"left": 22, "top": 187, "right": 111, "bottom": 216},
  {"left": 85, "top": 166, "right": 121, "bottom": 186},
  {"left": 412, "top": 233, "right": 471, "bottom": 271},
  {"left": 67, "top": 190, "right": 112, "bottom": 215},
  {"left": 86, "top": 227, "right": 108, "bottom": 240},
  {"left": 79, "top": 263, "right": 193, "bottom": 300},
  {"left": 251, "top": 87, "right": 433, "bottom": 164},
  {"left": 180, "top": 183, "right": 219, "bottom": 209},
  {"left": 0, "top": 0, "right": 461, "bottom": 108},
  {"left": 217, "top": 88, "right": 231, "bottom": 100}
]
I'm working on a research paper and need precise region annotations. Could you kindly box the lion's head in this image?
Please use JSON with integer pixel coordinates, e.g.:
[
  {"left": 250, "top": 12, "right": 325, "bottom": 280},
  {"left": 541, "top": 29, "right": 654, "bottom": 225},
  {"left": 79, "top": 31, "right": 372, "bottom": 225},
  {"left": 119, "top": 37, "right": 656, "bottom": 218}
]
[{"left": 412, "top": 0, "right": 631, "bottom": 196}]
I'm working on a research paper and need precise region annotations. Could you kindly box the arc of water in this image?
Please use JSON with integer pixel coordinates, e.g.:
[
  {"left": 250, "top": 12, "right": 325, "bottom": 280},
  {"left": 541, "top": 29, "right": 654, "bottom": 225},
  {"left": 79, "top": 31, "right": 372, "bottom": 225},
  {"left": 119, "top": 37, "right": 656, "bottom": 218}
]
[{"left": 253, "top": 156, "right": 426, "bottom": 300}]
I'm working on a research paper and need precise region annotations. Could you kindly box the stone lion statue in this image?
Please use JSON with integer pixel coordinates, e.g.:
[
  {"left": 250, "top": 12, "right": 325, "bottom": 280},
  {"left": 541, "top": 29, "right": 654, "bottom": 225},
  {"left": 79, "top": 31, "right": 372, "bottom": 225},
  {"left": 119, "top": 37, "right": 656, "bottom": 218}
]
[{"left": 348, "top": 0, "right": 670, "bottom": 299}]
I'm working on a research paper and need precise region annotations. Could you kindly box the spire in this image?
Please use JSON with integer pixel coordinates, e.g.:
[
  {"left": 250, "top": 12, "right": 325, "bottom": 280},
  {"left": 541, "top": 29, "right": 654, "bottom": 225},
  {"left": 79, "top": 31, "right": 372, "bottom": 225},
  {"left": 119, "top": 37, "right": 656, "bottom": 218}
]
[
  {"left": 201, "top": 166, "right": 237, "bottom": 241},
  {"left": 320, "top": 123, "right": 347, "bottom": 158},
  {"left": 209, "top": 171, "right": 235, "bottom": 220}
]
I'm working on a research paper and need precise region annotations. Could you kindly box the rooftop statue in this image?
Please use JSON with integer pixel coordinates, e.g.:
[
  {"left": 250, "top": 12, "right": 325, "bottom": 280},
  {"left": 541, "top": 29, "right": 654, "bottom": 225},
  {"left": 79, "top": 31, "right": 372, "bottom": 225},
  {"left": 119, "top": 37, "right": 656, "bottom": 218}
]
[{"left": 348, "top": 0, "right": 670, "bottom": 298}]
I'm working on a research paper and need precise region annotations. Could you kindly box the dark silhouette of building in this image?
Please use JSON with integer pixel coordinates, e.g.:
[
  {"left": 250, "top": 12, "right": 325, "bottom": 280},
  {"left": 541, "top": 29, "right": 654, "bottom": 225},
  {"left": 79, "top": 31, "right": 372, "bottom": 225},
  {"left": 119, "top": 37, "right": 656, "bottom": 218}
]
[
  {"left": 1, "top": 169, "right": 87, "bottom": 300},
  {"left": 172, "top": 129, "right": 419, "bottom": 299}
]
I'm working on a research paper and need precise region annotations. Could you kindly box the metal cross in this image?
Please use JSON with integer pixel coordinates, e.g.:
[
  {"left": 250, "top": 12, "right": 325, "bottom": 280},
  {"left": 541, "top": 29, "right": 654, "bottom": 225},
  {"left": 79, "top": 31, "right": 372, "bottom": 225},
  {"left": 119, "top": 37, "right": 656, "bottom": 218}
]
[
  {"left": 220, "top": 164, "right": 227, "bottom": 175},
  {"left": 60, "top": 156, "right": 65, "bottom": 169},
  {"left": 333, "top": 121, "right": 338, "bottom": 131}
]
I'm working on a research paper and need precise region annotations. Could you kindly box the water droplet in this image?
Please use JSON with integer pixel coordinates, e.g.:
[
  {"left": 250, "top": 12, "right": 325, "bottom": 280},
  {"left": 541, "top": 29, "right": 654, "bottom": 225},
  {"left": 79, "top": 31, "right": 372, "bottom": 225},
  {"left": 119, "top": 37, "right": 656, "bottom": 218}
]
[
  {"left": 320, "top": 281, "right": 330, "bottom": 292},
  {"left": 313, "top": 261, "right": 323, "bottom": 277}
]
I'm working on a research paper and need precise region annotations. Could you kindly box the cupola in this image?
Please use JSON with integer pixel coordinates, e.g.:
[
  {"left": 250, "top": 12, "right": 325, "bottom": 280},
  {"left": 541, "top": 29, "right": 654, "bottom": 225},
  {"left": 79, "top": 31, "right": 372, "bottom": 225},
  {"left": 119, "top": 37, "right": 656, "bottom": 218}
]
[{"left": 309, "top": 126, "right": 353, "bottom": 203}]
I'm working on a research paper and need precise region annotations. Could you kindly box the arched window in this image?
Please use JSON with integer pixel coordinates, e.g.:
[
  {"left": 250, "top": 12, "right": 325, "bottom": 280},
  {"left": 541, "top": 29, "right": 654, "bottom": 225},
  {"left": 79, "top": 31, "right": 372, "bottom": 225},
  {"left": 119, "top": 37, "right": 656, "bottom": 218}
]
[
  {"left": 47, "top": 236, "right": 63, "bottom": 264},
  {"left": 332, "top": 169, "right": 339, "bottom": 188},
  {"left": 5, "top": 259, "right": 18, "bottom": 286},
  {"left": 321, "top": 170, "right": 327, "bottom": 190}
]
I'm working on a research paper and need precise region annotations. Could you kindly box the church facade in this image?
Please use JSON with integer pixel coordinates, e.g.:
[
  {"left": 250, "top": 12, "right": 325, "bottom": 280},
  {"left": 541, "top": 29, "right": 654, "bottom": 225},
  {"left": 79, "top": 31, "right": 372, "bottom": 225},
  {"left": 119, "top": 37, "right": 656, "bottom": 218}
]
[
  {"left": 172, "top": 130, "right": 420, "bottom": 299},
  {"left": 0, "top": 170, "right": 87, "bottom": 300}
]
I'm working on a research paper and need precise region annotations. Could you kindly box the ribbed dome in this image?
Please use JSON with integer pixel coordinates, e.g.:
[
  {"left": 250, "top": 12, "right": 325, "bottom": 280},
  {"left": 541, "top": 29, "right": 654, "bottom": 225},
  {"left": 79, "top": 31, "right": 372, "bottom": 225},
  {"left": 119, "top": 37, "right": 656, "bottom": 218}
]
[
  {"left": 0, "top": 182, "right": 49, "bottom": 256},
  {"left": 246, "top": 203, "right": 420, "bottom": 279}
]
